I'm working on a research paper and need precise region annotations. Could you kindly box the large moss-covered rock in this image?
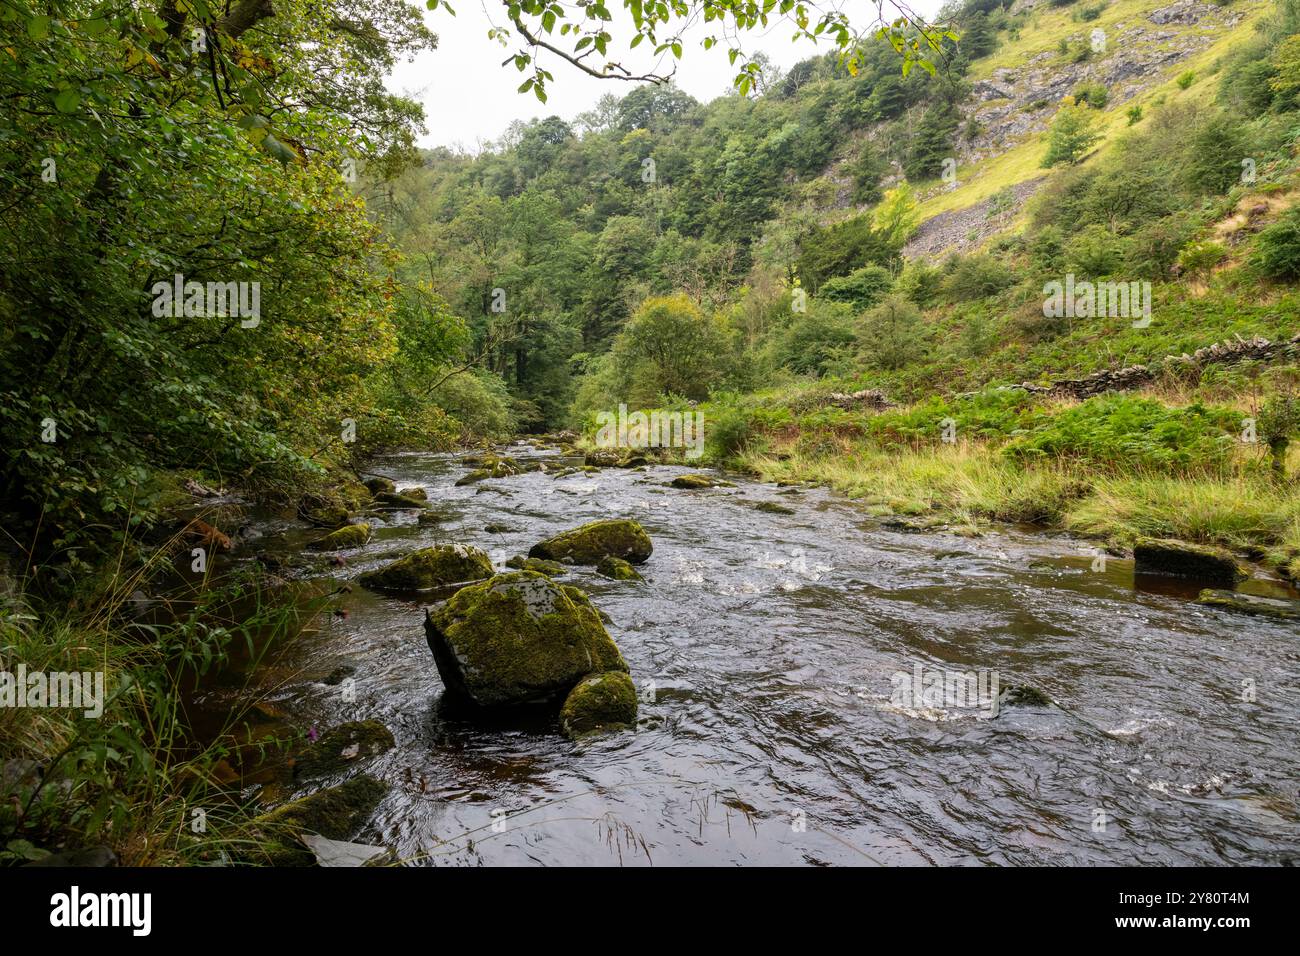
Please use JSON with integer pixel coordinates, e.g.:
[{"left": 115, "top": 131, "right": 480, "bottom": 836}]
[
  {"left": 293, "top": 720, "right": 395, "bottom": 780},
  {"left": 254, "top": 775, "right": 388, "bottom": 866},
  {"left": 424, "top": 571, "right": 627, "bottom": 708},
  {"left": 359, "top": 544, "right": 493, "bottom": 592},
  {"left": 1197, "top": 589, "right": 1300, "bottom": 620},
  {"left": 308, "top": 523, "right": 371, "bottom": 551},
  {"left": 529, "top": 519, "right": 652, "bottom": 566},
  {"left": 560, "top": 671, "right": 638, "bottom": 739},
  {"left": 362, "top": 477, "right": 396, "bottom": 495},
  {"left": 1134, "top": 537, "right": 1247, "bottom": 587}
]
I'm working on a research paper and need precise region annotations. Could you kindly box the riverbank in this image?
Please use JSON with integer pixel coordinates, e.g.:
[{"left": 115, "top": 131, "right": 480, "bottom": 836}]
[{"left": 734, "top": 440, "right": 1300, "bottom": 582}]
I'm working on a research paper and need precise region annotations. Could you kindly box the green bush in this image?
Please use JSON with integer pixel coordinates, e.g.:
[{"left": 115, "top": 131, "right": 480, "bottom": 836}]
[
  {"left": 1251, "top": 207, "right": 1300, "bottom": 279},
  {"left": 943, "top": 253, "right": 1016, "bottom": 302},
  {"left": 818, "top": 264, "right": 895, "bottom": 311}
]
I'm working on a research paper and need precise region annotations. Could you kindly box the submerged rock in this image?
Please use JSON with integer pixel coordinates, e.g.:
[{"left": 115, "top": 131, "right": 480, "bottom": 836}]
[
  {"left": 308, "top": 523, "right": 371, "bottom": 551},
  {"left": 751, "top": 500, "right": 795, "bottom": 515},
  {"left": 293, "top": 720, "right": 395, "bottom": 780},
  {"left": 1197, "top": 589, "right": 1300, "bottom": 621},
  {"left": 505, "top": 555, "right": 568, "bottom": 576},
  {"left": 424, "top": 571, "right": 628, "bottom": 708},
  {"left": 254, "top": 775, "right": 388, "bottom": 866},
  {"left": 530, "top": 519, "right": 652, "bottom": 565},
  {"left": 998, "top": 685, "right": 1053, "bottom": 709},
  {"left": 1134, "top": 537, "right": 1247, "bottom": 588},
  {"left": 596, "top": 556, "right": 643, "bottom": 581},
  {"left": 359, "top": 544, "right": 493, "bottom": 592},
  {"left": 560, "top": 671, "right": 638, "bottom": 739}
]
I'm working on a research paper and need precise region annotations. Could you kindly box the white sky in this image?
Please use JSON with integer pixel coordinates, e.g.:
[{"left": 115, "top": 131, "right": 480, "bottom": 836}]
[{"left": 388, "top": 1, "right": 947, "bottom": 151}]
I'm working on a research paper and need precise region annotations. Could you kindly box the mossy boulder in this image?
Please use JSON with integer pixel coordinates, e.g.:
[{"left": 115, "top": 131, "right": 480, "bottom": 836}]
[
  {"left": 293, "top": 720, "right": 395, "bottom": 780},
  {"left": 254, "top": 775, "right": 388, "bottom": 866},
  {"left": 374, "top": 491, "right": 429, "bottom": 510},
  {"left": 397, "top": 486, "right": 427, "bottom": 500},
  {"left": 1134, "top": 537, "right": 1248, "bottom": 588},
  {"left": 455, "top": 469, "right": 490, "bottom": 486},
  {"left": 671, "top": 473, "right": 726, "bottom": 489},
  {"left": 308, "top": 523, "right": 371, "bottom": 551},
  {"left": 299, "top": 491, "right": 352, "bottom": 528},
  {"left": 530, "top": 519, "right": 652, "bottom": 566},
  {"left": 560, "top": 671, "right": 638, "bottom": 739},
  {"left": 505, "top": 555, "right": 568, "bottom": 577},
  {"left": 751, "top": 500, "right": 795, "bottom": 515},
  {"left": 1197, "top": 589, "right": 1300, "bottom": 621},
  {"left": 359, "top": 544, "right": 493, "bottom": 592},
  {"left": 584, "top": 449, "right": 624, "bottom": 468},
  {"left": 362, "top": 477, "right": 396, "bottom": 495},
  {"left": 596, "top": 556, "right": 642, "bottom": 581},
  {"left": 424, "top": 571, "right": 628, "bottom": 708}
]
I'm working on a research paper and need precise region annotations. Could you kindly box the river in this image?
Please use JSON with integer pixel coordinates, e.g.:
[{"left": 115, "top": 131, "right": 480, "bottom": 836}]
[{"left": 231, "top": 440, "right": 1300, "bottom": 865}]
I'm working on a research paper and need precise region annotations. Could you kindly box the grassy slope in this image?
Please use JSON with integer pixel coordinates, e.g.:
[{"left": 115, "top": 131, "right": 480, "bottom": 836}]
[
  {"left": 688, "top": 3, "right": 1300, "bottom": 580},
  {"left": 916, "top": 0, "right": 1271, "bottom": 222}
]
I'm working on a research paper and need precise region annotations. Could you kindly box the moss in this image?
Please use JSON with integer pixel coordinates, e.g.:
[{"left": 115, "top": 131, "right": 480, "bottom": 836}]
[
  {"left": 1134, "top": 537, "right": 1247, "bottom": 588},
  {"left": 484, "top": 522, "right": 514, "bottom": 533},
  {"left": 529, "top": 519, "right": 653, "bottom": 565},
  {"left": 584, "top": 449, "right": 624, "bottom": 467},
  {"left": 308, "top": 523, "right": 371, "bottom": 551},
  {"left": 425, "top": 571, "right": 628, "bottom": 707},
  {"left": 293, "top": 720, "right": 395, "bottom": 780},
  {"left": 299, "top": 491, "right": 351, "bottom": 528},
  {"left": 560, "top": 671, "right": 638, "bottom": 739},
  {"left": 397, "top": 486, "right": 427, "bottom": 500},
  {"left": 505, "top": 555, "right": 568, "bottom": 576},
  {"left": 359, "top": 544, "right": 493, "bottom": 592},
  {"left": 362, "top": 477, "right": 396, "bottom": 495},
  {"left": 670, "top": 473, "right": 732, "bottom": 488},
  {"left": 253, "top": 775, "right": 388, "bottom": 866},
  {"left": 1197, "top": 589, "right": 1300, "bottom": 621},
  {"left": 596, "top": 556, "right": 643, "bottom": 581},
  {"left": 374, "top": 491, "right": 430, "bottom": 510},
  {"left": 455, "top": 469, "right": 490, "bottom": 486},
  {"left": 751, "top": 500, "right": 795, "bottom": 515}
]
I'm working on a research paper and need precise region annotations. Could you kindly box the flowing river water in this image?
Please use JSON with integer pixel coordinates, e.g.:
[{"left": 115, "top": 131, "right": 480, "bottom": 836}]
[{"left": 222, "top": 441, "right": 1300, "bottom": 866}]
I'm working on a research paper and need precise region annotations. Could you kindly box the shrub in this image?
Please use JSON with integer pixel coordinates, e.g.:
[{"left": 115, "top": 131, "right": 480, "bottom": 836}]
[
  {"left": 818, "top": 264, "right": 895, "bottom": 311},
  {"left": 860, "top": 295, "right": 929, "bottom": 370},
  {"left": 769, "top": 303, "right": 858, "bottom": 376},
  {"left": 943, "top": 253, "right": 1016, "bottom": 302},
  {"left": 1176, "top": 71, "right": 1196, "bottom": 90},
  {"left": 1073, "top": 81, "right": 1109, "bottom": 109},
  {"left": 1126, "top": 105, "right": 1143, "bottom": 125},
  {"left": 1042, "top": 100, "right": 1101, "bottom": 167},
  {"left": 1251, "top": 207, "right": 1300, "bottom": 279},
  {"left": 1176, "top": 240, "right": 1228, "bottom": 279}
]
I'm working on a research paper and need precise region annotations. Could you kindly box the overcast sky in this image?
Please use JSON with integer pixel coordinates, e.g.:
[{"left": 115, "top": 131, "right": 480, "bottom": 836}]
[{"left": 388, "top": 1, "right": 947, "bottom": 151}]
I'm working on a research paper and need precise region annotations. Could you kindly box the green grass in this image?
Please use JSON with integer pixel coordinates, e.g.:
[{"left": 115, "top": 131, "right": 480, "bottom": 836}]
[{"left": 0, "top": 549, "right": 320, "bottom": 866}]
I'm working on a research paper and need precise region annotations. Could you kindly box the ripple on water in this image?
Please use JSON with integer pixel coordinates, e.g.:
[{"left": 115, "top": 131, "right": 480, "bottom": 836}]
[{"left": 256, "top": 447, "right": 1300, "bottom": 866}]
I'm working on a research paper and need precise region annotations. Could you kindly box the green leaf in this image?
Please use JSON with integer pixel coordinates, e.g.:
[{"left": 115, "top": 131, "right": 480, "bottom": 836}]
[
  {"left": 28, "top": 15, "right": 52, "bottom": 40},
  {"left": 54, "top": 88, "right": 81, "bottom": 114}
]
